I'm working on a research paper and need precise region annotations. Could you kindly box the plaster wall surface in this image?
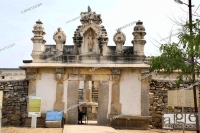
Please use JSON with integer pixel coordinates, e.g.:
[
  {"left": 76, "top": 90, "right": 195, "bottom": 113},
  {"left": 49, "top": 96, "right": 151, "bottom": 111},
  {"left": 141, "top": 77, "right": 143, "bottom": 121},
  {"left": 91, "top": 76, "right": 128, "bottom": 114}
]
[
  {"left": 120, "top": 69, "right": 141, "bottom": 115},
  {"left": 36, "top": 73, "right": 57, "bottom": 113}
]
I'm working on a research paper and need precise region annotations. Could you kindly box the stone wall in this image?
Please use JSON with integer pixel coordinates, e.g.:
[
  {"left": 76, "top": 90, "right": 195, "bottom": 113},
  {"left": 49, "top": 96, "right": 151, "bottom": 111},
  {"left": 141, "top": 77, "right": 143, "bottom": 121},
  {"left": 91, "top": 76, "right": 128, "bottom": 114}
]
[
  {"left": 149, "top": 80, "right": 196, "bottom": 128},
  {"left": 0, "top": 80, "right": 28, "bottom": 126}
]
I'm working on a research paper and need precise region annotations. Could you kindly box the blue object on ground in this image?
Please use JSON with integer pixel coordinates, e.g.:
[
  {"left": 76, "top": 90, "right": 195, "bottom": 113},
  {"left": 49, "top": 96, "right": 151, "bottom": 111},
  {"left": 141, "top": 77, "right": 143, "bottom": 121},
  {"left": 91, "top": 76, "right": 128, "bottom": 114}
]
[{"left": 46, "top": 110, "right": 63, "bottom": 121}]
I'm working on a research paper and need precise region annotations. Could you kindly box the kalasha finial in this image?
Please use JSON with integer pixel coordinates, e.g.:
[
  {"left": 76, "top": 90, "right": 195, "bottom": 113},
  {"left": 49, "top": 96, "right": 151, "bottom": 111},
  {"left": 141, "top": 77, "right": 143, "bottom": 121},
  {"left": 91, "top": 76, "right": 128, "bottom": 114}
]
[
  {"left": 117, "top": 28, "right": 122, "bottom": 33},
  {"left": 88, "top": 6, "right": 91, "bottom": 12}
]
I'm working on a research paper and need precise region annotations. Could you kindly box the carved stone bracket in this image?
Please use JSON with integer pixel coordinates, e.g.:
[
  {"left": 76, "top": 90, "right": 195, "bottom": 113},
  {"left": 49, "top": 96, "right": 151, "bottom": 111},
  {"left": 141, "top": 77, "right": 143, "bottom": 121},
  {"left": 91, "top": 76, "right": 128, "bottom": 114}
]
[
  {"left": 54, "top": 74, "right": 68, "bottom": 82},
  {"left": 110, "top": 78, "right": 122, "bottom": 115},
  {"left": 111, "top": 68, "right": 120, "bottom": 74},
  {"left": 56, "top": 68, "right": 64, "bottom": 74},
  {"left": 26, "top": 68, "right": 41, "bottom": 80}
]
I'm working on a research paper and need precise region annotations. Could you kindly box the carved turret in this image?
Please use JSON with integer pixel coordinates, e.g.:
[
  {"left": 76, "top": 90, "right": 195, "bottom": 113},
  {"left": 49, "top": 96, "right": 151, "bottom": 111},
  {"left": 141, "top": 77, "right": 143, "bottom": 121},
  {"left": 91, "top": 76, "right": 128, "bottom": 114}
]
[
  {"left": 113, "top": 29, "right": 126, "bottom": 54},
  {"left": 31, "top": 19, "right": 46, "bottom": 61},
  {"left": 131, "top": 20, "right": 146, "bottom": 55},
  {"left": 53, "top": 28, "right": 66, "bottom": 52},
  {"left": 73, "top": 6, "right": 108, "bottom": 55}
]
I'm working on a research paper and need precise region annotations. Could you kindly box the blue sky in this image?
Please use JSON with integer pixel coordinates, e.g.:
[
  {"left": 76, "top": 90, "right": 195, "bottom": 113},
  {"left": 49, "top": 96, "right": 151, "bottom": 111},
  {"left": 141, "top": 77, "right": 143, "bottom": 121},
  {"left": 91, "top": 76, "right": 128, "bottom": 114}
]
[{"left": 0, "top": 0, "right": 199, "bottom": 68}]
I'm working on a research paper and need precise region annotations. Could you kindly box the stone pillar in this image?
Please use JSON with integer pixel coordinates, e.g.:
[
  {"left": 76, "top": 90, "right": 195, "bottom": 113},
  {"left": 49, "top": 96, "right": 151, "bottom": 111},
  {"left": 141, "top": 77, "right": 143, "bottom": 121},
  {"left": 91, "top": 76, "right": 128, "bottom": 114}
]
[
  {"left": 66, "top": 80, "right": 79, "bottom": 124},
  {"left": 28, "top": 80, "right": 36, "bottom": 96},
  {"left": 54, "top": 68, "right": 67, "bottom": 110},
  {"left": 97, "top": 81, "right": 109, "bottom": 125},
  {"left": 110, "top": 68, "right": 121, "bottom": 115},
  {"left": 83, "top": 81, "right": 92, "bottom": 102},
  {"left": 110, "top": 82, "right": 121, "bottom": 114},
  {"left": 140, "top": 69, "right": 151, "bottom": 116}
]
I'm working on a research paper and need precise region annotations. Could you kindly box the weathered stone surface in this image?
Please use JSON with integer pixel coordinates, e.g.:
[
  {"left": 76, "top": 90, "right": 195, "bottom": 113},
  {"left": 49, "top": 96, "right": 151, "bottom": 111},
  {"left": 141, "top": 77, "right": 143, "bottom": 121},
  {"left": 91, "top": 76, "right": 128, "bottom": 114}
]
[
  {"left": 97, "top": 81, "right": 109, "bottom": 126},
  {"left": 11, "top": 120, "right": 20, "bottom": 126},
  {"left": 2, "top": 118, "right": 8, "bottom": 123},
  {"left": 5, "top": 86, "right": 13, "bottom": 89},
  {"left": 66, "top": 81, "right": 79, "bottom": 124},
  {"left": 110, "top": 117, "right": 150, "bottom": 129},
  {"left": 45, "top": 121, "right": 62, "bottom": 128},
  {"left": 54, "top": 82, "right": 65, "bottom": 110},
  {"left": 11, "top": 114, "right": 20, "bottom": 120},
  {"left": 0, "top": 80, "right": 28, "bottom": 126},
  {"left": 141, "top": 77, "right": 149, "bottom": 116},
  {"left": 17, "top": 86, "right": 24, "bottom": 89},
  {"left": 149, "top": 80, "right": 197, "bottom": 128},
  {"left": 110, "top": 82, "right": 121, "bottom": 114}
]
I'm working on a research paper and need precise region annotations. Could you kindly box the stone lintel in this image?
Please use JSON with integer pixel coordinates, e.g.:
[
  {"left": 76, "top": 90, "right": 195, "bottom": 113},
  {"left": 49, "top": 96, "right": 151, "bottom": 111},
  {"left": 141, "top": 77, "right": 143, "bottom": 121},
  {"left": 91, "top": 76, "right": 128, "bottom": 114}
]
[
  {"left": 56, "top": 68, "right": 64, "bottom": 73},
  {"left": 92, "top": 75, "right": 109, "bottom": 81},
  {"left": 19, "top": 63, "right": 150, "bottom": 68},
  {"left": 111, "top": 68, "right": 120, "bottom": 74},
  {"left": 65, "top": 68, "right": 79, "bottom": 74},
  {"left": 68, "top": 74, "right": 81, "bottom": 80},
  {"left": 68, "top": 74, "right": 110, "bottom": 81}
]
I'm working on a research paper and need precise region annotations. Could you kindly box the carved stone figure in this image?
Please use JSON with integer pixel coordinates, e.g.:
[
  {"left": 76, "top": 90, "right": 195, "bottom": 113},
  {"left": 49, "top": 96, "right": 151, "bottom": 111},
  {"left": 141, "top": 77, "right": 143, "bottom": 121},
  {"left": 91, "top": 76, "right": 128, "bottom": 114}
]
[
  {"left": 88, "top": 6, "right": 91, "bottom": 12},
  {"left": 113, "top": 29, "right": 126, "bottom": 53},
  {"left": 88, "top": 30, "right": 94, "bottom": 51},
  {"left": 53, "top": 28, "right": 66, "bottom": 52}
]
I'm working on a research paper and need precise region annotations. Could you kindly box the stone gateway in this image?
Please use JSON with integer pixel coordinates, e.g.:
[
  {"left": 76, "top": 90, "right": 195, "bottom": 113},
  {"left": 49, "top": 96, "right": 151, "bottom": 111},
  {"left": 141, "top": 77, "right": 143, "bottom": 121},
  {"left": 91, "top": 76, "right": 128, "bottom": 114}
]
[{"left": 19, "top": 7, "right": 151, "bottom": 129}]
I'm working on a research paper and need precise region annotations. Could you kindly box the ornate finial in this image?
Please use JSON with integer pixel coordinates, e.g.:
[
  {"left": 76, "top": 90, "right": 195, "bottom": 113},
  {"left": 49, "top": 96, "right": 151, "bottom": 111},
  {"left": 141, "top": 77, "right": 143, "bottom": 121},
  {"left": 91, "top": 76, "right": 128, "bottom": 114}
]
[
  {"left": 114, "top": 29, "right": 126, "bottom": 43},
  {"left": 36, "top": 19, "right": 43, "bottom": 24},
  {"left": 88, "top": 6, "right": 91, "bottom": 12},
  {"left": 53, "top": 27, "right": 66, "bottom": 51},
  {"left": 117, "top": 28, "right": 122, "bottom": 33}
]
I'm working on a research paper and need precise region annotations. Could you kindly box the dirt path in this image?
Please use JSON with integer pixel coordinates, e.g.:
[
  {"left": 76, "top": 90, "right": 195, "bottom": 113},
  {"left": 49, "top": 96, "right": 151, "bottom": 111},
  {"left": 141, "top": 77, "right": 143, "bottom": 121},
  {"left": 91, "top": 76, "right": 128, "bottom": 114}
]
[{"left": 2, "top": 127, "right": 197, "bottom": 133}]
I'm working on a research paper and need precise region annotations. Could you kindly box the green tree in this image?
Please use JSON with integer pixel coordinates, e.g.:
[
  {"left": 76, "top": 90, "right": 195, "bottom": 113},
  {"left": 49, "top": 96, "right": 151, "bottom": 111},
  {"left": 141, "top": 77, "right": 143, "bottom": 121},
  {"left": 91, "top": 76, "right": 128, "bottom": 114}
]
[
  {"left": 149, "top": 19, "right": 200, "bottom": 86},
  {"left": 149, "top": 18, "right": 200, "bottom": 132}
]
